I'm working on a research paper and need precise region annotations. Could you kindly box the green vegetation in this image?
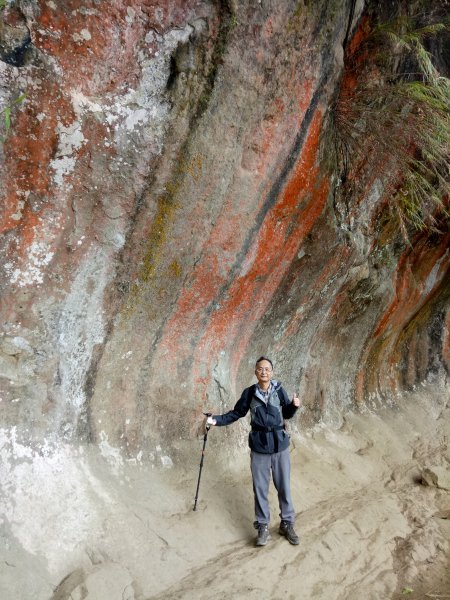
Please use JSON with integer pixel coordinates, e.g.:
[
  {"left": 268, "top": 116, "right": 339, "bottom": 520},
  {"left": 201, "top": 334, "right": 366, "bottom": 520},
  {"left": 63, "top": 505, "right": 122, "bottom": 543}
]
[
  {"left": 1, "top": 93, "right": 27, "bottom": 141},
  {"left": 229, "top": 13, "right": 238, "bottom": 30},
  {"left": 331, "top": 13, "right": 449, "bottom": 237}
]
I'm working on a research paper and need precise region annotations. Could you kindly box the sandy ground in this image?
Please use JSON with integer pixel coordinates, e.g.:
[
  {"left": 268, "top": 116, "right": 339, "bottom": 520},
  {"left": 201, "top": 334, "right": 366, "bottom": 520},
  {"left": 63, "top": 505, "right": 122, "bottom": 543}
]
[{"left": 1, "top": 385, "right": 449, "bottom": 600}]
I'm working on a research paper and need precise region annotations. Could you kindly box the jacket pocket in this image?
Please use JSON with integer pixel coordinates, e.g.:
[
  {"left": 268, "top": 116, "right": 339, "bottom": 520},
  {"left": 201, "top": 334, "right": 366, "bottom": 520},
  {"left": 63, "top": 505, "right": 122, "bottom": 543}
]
[{"left": 249, "top": 431, "right": 269, "bottom": 453}]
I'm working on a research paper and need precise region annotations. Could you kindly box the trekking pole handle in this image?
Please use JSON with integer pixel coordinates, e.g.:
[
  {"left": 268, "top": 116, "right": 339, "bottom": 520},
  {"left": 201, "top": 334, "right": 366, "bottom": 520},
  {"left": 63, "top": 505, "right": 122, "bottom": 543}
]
[{"left": 203, "top": 412, "right": 212, "bottom": 431}]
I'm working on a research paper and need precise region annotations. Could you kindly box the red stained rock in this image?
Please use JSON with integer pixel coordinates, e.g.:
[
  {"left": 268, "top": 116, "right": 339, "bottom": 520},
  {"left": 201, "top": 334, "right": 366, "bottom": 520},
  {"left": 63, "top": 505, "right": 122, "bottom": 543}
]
[{"left": 0, "top": 0, "right": 448, "bottom": 456}]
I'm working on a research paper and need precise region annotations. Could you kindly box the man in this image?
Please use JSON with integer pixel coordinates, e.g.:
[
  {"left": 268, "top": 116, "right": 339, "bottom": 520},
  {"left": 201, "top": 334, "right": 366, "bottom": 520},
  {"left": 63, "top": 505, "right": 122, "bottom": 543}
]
[{"left": 206, "top": 356, "right": 301, "bottom": 547}]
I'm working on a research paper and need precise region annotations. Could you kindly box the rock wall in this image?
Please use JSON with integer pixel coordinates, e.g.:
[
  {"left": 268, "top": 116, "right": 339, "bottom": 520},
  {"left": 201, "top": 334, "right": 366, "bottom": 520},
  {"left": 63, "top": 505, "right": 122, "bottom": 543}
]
[{"left": 1, "top": 0, "right": 448, "bottom": 464}]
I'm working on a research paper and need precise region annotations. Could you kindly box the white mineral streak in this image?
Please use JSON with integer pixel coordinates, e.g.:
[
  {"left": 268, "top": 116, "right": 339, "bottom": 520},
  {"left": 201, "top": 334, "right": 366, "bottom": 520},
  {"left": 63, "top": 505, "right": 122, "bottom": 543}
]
[
  {"left": 99, "top": 430, "right": 124, "bottom": 471},
  {"left": 49, "top": 155, "right": 76, "bottom": 187},
  {"left": 424, "top": 248, "right": 448, "bottom": 295},
  {"left": 71, "top": 90, "right": 103, "bottom": 115},
  {"left": 49, "top": 120, "right": 86, "bottom": 187},
  {"left": 0, "top": 430, "right": 104, "bottom": 574},
  {"left": 68, "top": 24, "right": 193, "bottom": 158},
  {"left": 5, "top": 240, "right": 54, "bottom": 287},
  {"left": 113, "top": 25, "right": 193, "bottom": 147},
  {"left": 10, "top": 193, "right": 27, "bottom": 221},
  {"left": 57, "top": 247, "right": 107, "bottom": 420},
  {"left": 72, "top": 28, "right": 92, "bottom": 42}
]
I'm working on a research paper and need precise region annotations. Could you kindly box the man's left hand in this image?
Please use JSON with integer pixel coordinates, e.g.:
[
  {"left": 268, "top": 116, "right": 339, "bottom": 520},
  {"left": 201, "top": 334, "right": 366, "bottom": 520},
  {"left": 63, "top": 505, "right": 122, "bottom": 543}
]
[{"left": 292, "top": 394, "right": 301, "bottom": 408}]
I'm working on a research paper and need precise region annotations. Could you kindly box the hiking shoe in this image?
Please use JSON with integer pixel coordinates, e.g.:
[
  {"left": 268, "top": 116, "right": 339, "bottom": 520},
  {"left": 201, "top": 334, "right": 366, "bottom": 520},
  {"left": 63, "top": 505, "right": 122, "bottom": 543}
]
[
  {"left": 279, "top": 520, "right": 300, "bottom": 545},
  {"left": 254, "top": 522, "right": 270, "bottom": 546}
]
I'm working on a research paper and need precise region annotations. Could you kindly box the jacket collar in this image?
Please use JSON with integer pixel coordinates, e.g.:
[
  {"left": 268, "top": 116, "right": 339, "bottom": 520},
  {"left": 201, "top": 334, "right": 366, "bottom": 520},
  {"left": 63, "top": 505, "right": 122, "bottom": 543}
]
[{"left": 254, "top": 379, "right": 279, "bottom": 401}]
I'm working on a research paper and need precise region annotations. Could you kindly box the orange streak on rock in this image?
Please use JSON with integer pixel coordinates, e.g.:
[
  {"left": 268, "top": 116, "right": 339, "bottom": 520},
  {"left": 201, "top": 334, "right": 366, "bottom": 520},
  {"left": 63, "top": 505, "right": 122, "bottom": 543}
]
[
  {"left": 230, "top": 186, "right": 329, "bottom": 382},
  {"left": 0, "top": 78, "right": 73, "bottom": 236},
  {"left": 175, "top": 249, "right": 223, "bottom": 315},
  {"left": 354, "top": 233, "right": 449, "bottom": 403},
  {"left": 195, "top": 109, "right": 329, "bottom": 385},
  {"left": 374, "top": 236, "right": 449, "bottom": 339},
  {"left": 340, "top": 16, "right": 371, "bottom": 94},
  {"left": 156, "top": 82, "right": 316, "bottom": 363}
]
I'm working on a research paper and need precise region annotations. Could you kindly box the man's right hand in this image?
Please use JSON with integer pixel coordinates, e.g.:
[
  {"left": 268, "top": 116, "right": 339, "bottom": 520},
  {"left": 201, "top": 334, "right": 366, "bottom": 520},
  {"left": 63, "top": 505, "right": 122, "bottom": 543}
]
[{"left": 206, "top": 415, "right": 216, "bottom": 426}]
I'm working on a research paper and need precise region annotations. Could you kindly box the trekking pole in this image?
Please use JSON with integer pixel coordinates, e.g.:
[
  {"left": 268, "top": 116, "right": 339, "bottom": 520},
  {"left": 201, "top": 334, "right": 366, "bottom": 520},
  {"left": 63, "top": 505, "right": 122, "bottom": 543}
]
[{"left": 193, "top": 412, "right": 212, "bottom": 511}]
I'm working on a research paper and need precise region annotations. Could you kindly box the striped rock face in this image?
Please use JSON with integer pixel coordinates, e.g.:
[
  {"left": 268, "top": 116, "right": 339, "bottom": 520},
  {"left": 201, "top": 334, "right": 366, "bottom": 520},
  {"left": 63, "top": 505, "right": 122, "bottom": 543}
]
[{"left": 1, "top": 1, "right": 448, "bottom": 462}]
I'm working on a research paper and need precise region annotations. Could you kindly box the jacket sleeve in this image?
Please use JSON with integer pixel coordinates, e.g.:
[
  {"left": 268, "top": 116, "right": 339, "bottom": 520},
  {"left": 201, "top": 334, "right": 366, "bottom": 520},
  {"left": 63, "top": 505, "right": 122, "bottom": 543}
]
[
  {"left": 213, "top": 387, "right": 252, "bottom": 426},
  {"left": 279, "top": 386, "right": 298, "bottom": 420}
]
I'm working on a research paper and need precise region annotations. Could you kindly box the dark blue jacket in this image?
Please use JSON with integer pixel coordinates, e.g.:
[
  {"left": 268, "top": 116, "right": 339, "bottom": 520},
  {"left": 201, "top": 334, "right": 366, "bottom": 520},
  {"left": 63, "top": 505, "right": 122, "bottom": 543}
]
[{"left": 213, "top": 381, "right": 297, "bottom": 454}]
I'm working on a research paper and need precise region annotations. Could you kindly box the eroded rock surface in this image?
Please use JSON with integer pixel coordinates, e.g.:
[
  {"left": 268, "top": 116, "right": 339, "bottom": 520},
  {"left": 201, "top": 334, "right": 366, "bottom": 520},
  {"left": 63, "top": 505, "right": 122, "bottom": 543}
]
[
  {"left": 0, "top": 0, "right": 449, "bottom": 598},
  {"left": 1, "top": 0, "right": 448, "bottom": 458}
]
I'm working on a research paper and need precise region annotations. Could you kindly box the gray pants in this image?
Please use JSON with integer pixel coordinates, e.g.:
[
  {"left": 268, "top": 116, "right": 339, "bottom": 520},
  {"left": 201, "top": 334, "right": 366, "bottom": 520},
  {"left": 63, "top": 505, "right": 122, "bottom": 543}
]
[{"left": 250, "top": 448, "right": 296, "bottom": 525}]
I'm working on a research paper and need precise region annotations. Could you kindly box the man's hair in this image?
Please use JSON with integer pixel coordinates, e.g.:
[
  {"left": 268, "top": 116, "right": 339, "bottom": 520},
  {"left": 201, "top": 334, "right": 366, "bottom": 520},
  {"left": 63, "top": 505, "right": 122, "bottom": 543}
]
[{"left": 255, "top": 356, "right": 273, "bottom": 369}]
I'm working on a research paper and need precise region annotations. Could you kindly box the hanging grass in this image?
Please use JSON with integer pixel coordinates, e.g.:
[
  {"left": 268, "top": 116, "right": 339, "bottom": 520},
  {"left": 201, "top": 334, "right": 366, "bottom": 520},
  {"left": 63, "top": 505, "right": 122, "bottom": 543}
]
[{"left": 331, "top": 12, "right": 449, "bottom": 237}]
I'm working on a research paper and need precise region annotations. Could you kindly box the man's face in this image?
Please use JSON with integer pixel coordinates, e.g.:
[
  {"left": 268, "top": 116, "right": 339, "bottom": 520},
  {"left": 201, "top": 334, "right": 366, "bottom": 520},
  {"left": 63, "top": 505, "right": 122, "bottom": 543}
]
[{"left": 255, "top": 360, "right": 273, "bottom": 385}]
